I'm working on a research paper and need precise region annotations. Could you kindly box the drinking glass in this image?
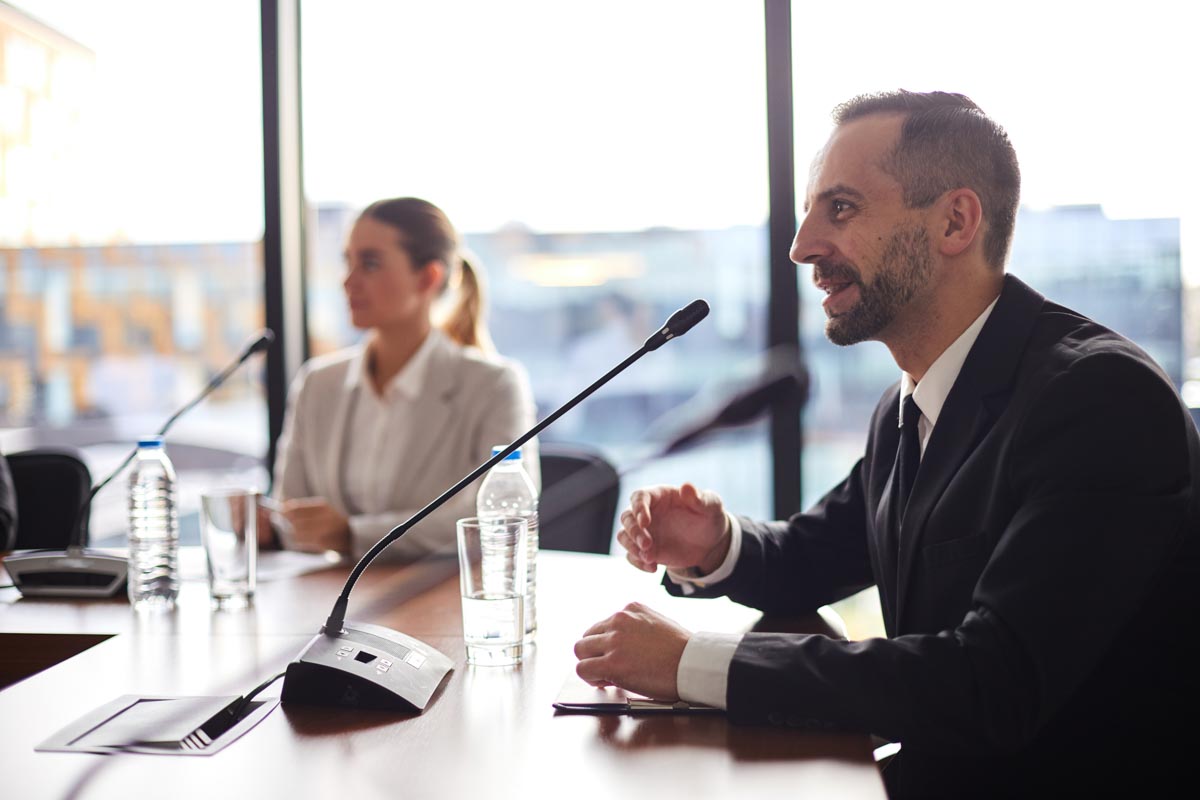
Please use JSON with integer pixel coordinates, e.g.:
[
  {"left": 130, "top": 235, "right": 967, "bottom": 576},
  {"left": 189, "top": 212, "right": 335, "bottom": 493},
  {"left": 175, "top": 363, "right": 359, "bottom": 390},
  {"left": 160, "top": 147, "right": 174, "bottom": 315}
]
[
  {"left": 199, "top": 488, "right": 258, "bottom": 609},
  {"left": 456, "top": 517, "right": 527, "bottom": 665}
]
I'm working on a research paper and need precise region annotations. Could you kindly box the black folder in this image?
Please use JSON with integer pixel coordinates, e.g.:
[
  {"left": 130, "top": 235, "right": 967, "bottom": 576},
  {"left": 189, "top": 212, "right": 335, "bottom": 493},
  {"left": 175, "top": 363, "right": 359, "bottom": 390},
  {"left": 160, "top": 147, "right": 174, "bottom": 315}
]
[{"left": 552, "top": 675, "right": 719, "bottom": 714}]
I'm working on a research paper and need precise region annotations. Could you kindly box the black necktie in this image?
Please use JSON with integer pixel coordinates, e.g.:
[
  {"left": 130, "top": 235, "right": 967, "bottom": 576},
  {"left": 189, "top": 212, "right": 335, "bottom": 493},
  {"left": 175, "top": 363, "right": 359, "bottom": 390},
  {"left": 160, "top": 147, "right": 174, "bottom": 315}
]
[{"left": 896, "top": 394, "right": 923, "bottom": 517}]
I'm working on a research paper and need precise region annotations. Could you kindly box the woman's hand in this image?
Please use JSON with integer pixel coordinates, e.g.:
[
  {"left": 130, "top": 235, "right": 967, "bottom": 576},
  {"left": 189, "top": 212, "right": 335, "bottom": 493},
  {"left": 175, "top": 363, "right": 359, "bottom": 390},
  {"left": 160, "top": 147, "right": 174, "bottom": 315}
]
[{"left": 280, "top": 498, "right": 351, "bottom": 554}]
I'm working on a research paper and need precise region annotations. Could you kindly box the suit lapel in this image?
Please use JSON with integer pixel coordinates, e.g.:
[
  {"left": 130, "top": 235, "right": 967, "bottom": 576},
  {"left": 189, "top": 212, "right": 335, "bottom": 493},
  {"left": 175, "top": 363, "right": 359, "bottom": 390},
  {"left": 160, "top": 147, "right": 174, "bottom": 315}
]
[
  {"left": 893, "top": 275, "right": 1045, "bottom": 626},
  {"left": 398, "top": 334, "right": 461, "bottom": 496},
  {"left": 324, "top": 350, "right": 364, "bottom": 513}
]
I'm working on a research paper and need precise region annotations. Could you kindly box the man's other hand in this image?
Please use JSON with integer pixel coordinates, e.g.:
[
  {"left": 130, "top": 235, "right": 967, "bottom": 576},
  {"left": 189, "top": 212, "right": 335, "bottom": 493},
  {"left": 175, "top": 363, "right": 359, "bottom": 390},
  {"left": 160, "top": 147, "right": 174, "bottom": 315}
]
[{"left": 616, "top": 483, "right": 730, "bottom": 574}]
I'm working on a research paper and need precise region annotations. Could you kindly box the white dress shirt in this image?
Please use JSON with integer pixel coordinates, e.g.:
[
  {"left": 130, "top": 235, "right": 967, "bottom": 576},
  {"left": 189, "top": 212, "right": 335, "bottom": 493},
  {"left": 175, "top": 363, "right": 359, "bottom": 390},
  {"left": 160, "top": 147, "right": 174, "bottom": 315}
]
[
  {"left": 343, "top": 332, "right": 438, "bottom": 517},
  {"left": 672, "top": 297, "right": 999, "bottom": 709}
]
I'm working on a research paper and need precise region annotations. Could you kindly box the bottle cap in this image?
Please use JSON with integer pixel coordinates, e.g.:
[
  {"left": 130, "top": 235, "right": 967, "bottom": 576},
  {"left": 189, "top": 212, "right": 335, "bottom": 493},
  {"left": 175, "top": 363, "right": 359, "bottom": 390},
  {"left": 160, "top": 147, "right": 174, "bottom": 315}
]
[
  {"left": 490, "top": 446, "right": 521, "bottom": 461},
  {"left": 137, "top": 436, "right": 165, "bottom": 448}
]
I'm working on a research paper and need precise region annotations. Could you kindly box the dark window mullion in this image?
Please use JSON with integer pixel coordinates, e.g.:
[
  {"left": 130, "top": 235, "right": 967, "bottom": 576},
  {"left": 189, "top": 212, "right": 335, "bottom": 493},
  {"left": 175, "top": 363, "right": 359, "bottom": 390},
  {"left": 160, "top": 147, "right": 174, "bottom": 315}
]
[
  {"left": 261, "top": 0, "right": 309, "bottom": 481},
  {"left": 764, "top": 0, "right": 802, "bottom": 517}
]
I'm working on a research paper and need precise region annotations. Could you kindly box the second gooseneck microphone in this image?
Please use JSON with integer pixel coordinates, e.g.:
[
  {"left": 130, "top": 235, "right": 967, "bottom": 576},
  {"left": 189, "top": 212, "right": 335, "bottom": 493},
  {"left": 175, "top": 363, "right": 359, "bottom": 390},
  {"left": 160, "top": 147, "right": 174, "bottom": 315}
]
[{"left": 5, "top": 329, "right": 275, "bottom": 599}]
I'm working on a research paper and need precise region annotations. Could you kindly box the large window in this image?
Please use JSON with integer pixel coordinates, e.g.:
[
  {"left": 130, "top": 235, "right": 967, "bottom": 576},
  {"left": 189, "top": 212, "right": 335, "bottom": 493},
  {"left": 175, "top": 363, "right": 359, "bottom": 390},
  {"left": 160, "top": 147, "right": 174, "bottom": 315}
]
[
  {"left": 8, "top": 1, "right": 1193, "bottom": 574},
  {"left": 0, "top": 2, "right": 266, "bottom": 543},
  {"left": 301, "top": 1, "right": 774, "bottom": 531},
  {"left": 791, "top": 0, "right": 1198, "bottom": 634}
]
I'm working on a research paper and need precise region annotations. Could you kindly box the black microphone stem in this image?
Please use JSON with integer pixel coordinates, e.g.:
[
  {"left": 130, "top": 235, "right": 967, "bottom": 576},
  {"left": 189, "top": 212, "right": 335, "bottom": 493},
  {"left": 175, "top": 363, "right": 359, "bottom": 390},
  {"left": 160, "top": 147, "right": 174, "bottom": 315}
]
[
  {"left": 323, "top": 345, "right": 650, "bottom": 634},
  {"left": 154, "top": 350, "right": 259, "bottom": 438},
  {"left": 86, "top": 354, "right": 251, "bottom": 501}
]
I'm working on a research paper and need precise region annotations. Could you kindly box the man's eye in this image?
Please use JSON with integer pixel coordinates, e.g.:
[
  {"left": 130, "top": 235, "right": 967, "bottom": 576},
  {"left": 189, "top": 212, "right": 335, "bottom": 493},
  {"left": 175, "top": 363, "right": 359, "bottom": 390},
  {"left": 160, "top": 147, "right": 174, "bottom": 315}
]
[{"left": 831, "top": 200, "right": 852, "bottom": 215}]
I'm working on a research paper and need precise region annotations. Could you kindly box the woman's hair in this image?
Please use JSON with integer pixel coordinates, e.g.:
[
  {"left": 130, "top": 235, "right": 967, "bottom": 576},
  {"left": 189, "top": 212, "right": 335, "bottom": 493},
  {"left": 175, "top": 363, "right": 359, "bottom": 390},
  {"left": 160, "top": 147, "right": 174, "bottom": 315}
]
[{"left": 358, "top": 197, "right": 494, "bottom": 351}]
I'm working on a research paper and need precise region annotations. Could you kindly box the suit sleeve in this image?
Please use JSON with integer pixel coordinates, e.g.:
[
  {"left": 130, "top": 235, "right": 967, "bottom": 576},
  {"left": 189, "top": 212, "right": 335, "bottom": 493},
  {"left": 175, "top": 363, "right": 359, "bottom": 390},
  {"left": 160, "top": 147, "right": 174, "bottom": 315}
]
[
  {"left": 724, "top": 352, "right": 1194, "bottom": 752},
  {"left": 0, "top": 452, "right": 17, "bottom": 551},
  {"left": 347, "top": 360, "right": 539, "bottom": 562}
]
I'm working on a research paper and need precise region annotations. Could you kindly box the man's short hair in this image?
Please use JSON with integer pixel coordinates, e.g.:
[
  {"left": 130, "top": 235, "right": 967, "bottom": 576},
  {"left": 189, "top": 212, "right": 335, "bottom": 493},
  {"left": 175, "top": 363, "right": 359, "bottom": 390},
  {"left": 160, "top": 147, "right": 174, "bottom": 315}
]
[{"left": 834, "top": 90, "right": 1021, "bottom": 270}]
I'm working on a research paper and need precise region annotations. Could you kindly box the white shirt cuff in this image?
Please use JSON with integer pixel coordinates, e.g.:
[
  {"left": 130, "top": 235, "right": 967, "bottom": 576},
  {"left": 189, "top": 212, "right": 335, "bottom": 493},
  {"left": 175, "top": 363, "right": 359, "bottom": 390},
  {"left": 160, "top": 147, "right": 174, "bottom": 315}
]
[
  {"left": 665, "top": 512, "right": 743, "bottom": 595},
  {"left": 677, "top": 631, "right": 742, "bottom": 710}
]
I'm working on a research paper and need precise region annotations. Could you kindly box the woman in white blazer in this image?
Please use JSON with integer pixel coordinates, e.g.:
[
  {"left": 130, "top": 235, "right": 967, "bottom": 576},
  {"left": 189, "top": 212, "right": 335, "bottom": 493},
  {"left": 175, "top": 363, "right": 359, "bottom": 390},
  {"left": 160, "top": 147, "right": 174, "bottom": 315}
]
[{"left": 269, "top": 197, "right": 538, "bottom": 561}]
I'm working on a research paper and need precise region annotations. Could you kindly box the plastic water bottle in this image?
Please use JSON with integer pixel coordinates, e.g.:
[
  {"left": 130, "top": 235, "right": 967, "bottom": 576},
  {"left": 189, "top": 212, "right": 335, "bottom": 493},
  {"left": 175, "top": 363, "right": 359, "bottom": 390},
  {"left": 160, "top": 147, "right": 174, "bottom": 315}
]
[
  {"left": 127, "top": 436, "right": 180, "bottom": 609},
  {"left": 477, "top": 446, "right": 538, "bottom": 642}
]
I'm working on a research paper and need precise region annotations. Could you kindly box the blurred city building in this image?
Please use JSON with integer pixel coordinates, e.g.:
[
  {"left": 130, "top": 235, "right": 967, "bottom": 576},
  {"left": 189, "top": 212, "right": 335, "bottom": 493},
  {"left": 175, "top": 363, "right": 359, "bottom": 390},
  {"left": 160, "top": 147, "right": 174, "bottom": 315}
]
[{"left": 0, "top": 2, "right": 95, "bottom": 245}]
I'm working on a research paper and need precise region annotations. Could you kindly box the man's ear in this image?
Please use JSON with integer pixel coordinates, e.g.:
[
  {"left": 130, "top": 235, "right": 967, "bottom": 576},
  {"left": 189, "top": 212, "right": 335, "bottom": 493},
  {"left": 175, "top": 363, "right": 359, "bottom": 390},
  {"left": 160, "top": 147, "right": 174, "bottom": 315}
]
[{"left": 935, "top": 188, "right": 984, "bottom": 258}]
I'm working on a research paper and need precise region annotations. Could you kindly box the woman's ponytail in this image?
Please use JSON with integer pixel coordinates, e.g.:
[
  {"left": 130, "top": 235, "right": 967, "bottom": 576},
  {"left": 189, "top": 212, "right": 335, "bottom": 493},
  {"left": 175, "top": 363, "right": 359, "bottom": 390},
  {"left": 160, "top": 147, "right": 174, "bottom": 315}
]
[{"left": 439, "top": 254, "right": 494, "bottom": 353}]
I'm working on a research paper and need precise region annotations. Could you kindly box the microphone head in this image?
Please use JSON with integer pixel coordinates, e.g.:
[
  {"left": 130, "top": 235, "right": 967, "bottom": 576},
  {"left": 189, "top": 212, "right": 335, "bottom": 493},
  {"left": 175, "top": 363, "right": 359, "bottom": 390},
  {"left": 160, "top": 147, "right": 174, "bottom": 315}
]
[
  {"left": 643, "top": 299, "right": 710, "bottom": 351},
  {"left": 247, "top": 329, "right": 275, "bottom": 354}
]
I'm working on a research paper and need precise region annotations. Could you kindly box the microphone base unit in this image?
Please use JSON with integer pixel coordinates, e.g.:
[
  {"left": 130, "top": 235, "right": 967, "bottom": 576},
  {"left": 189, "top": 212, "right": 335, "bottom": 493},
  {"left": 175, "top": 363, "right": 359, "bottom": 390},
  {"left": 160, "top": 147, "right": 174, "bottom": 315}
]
[
  {"left": 280, "top": 621, "right": 453, "bottom": 712},
  {"left": 4, "top": 548, "right": 128, "bottom": 598}
]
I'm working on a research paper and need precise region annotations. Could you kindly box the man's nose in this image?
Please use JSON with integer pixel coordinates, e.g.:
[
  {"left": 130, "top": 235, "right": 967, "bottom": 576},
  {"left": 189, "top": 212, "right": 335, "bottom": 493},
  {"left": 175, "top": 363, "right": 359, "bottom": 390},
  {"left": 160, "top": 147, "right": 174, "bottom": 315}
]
[{"left": 789, "top": 214, "right": 831, "bottom": 266}]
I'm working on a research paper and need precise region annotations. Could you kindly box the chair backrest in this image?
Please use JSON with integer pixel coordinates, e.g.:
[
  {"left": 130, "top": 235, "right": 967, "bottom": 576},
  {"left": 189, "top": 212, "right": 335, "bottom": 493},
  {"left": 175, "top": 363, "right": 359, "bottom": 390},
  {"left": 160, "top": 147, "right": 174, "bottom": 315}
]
[
  {"left": 5, "top": 449, "right": 92, "bottom": 550},
  {"left": 538, "top": 443, "right": 619, "bottom": 555}
]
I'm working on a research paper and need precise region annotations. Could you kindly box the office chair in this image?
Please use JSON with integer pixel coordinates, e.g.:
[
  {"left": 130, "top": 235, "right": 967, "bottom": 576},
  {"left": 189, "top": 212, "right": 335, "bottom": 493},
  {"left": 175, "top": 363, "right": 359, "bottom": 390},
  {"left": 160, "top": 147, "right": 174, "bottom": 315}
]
[
  {"left": 5, "top": 448, "right": 92, "bottom": 550},
  {"left": 538, "top": 443, "right": 620, "bottom": 555}
]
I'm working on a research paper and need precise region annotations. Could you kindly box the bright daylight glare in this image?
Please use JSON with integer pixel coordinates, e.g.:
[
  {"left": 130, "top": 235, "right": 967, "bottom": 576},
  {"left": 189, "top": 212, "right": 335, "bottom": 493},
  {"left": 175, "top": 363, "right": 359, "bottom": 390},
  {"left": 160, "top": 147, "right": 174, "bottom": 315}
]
[{"left": 11, "top": 0, "right": 1198, "bottom": 282}]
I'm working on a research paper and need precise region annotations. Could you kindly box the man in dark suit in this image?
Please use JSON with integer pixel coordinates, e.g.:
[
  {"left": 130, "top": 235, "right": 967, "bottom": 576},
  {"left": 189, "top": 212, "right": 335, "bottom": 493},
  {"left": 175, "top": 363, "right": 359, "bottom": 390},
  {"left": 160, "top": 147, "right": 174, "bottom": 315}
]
[{"left": 573, "top": 90, "right": 1200, "bottom": 796}]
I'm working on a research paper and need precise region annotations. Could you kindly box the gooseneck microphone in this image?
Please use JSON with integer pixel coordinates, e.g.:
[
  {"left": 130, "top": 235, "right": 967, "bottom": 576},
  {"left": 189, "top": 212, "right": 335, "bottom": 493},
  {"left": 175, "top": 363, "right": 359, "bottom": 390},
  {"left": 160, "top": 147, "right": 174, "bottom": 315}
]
[
  {"left": 280, "top": 300, "right": 709, "bottom": 712},
  {"left": 5, "top": 330, "right": 275, "bottom": 599},
  {"left": 326, "top": 299, "right": 708, "bottom": 634}
]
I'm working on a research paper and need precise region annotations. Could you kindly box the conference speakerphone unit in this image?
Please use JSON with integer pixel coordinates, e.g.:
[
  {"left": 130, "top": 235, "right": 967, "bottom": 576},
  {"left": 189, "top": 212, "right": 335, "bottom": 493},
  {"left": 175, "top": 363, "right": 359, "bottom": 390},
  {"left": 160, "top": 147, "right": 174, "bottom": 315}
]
[{"left": 281, "top": 621, "right": 453, "bottom": 712}]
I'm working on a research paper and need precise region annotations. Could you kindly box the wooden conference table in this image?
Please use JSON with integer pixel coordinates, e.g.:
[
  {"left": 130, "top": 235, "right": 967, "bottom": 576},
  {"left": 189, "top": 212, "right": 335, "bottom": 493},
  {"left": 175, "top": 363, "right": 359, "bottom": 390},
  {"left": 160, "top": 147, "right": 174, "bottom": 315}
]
[{"left": 0, "top": 550, "right": 885, "bottom": 799}]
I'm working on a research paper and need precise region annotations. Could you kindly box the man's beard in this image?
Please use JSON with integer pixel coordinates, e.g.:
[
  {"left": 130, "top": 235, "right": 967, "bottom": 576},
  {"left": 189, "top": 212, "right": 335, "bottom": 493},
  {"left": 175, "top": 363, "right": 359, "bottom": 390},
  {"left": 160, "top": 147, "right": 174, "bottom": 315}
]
[{"left": 818, "top": 225, "right": 933, "bottom": 346}]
